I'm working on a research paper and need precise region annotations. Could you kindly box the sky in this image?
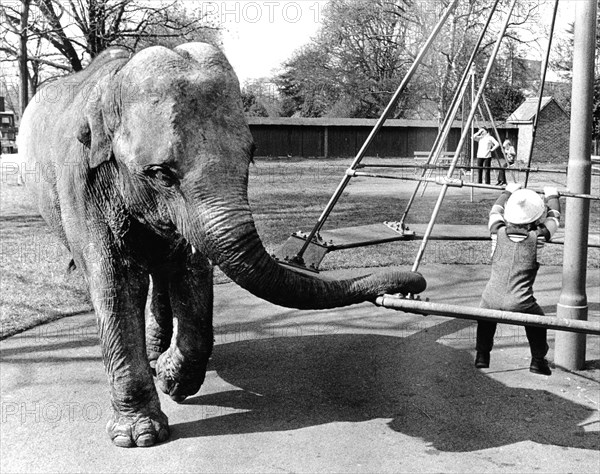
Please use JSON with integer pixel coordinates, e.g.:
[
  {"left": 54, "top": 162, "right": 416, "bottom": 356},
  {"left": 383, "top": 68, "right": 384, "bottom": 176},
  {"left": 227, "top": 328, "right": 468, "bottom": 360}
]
[
  {"left": 1, "top": 0, "right": 328, "bottom": 95},
  {"left": 0, "top": 0, "right": 580, "bottom": 95},
  {"left": 209, "top": 0, "right": 577, "bottom": 86},
  {"left": 212, "top": 1, "right": 328, "bottom": 84}
]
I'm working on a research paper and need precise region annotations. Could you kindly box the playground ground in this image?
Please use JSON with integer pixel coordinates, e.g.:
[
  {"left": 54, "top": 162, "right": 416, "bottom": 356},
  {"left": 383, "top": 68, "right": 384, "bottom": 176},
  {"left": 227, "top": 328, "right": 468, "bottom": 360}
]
[
  {"left": 1, "top": 263, "right": 599, "bottom": 473},
  {"left": 1, "top": 154, "right": 599, "bottom": 472}
]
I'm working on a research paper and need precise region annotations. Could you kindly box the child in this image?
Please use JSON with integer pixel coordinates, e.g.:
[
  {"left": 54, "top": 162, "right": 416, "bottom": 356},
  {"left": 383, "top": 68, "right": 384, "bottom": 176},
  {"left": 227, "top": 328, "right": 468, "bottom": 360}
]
[
  {"left": 496, "top": 139, "right": 516, "bottom": 186},
  {"left": 502, "top": 139, "right": 516, "bottom": 164},
  {"left": 475, "top": 183, "right": 561, "bottom": 375}
]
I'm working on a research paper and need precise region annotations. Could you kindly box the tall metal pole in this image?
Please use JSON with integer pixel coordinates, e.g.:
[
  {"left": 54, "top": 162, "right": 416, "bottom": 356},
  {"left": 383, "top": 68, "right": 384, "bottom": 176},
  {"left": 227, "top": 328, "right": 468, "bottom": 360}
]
[
  {"left": 554, "top": 0, "right": 596, "bottom": 371},
  {"left": 523, "top": 0, "right": 560, "bottom": 187},
  {"left": 401, "top": 0, "right": 501, "bottom": 217},
  {"left": 411, "top": 0, "right": 518, "bottom": 272},
  {"left": 470, "top": 70, "right": 475, "bottom": 202},
  {"left": 290, "top": 0, "right": 459, "bottom": 263},
  {"left": 416, "top": 74, "right": 471, "bottom": 198}
]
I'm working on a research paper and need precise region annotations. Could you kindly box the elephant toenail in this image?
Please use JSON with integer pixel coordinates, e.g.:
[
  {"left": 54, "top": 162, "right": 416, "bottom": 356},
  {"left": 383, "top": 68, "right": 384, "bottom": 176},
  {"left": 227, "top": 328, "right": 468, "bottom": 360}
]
[{"left": 136, "top": 433, "right": 157, "bottom": 447}]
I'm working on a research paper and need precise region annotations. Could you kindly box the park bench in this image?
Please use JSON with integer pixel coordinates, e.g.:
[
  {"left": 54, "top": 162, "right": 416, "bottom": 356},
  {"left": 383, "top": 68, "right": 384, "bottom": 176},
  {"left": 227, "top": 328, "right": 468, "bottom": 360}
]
[
  {"left": 413, "top": 150, "right": 469, "bottom": 178},
  {"left": 413, "top": 150, "right": 459, "bottom": 166}
]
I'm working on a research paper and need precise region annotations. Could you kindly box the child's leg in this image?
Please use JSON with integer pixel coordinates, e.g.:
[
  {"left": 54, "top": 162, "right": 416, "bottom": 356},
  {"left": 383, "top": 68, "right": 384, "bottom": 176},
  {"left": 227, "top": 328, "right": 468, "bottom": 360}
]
[
  {"left": 497, "top": 164, "right": 507, "bottom": 184},
  {"left": 523, "top": 304, "right": 549, "bottom": 359},
  {"left": 476, "top": 321, "right": 497, "bottom": 354},
  {"left": 525, "top": 326, "right": 549, "bottom": 359}
]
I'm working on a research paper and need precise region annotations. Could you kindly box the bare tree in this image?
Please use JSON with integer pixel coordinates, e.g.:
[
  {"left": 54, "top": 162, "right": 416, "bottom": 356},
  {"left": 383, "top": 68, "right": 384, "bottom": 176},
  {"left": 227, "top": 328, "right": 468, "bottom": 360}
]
[
  {"left": 18, "top": 0, "right": 31, "bottom": 115},
  {"left": 0, "top": 0, "right": 221, "bottom": 115},
  {"left": 275, "top": 0, "right": 543, "bottom": 119},
  {"left": 275, "top": 0, "right": 415, "bottom": 118},
  {"left": 412, "top": 0, "right": 542, "bottom": 122}
]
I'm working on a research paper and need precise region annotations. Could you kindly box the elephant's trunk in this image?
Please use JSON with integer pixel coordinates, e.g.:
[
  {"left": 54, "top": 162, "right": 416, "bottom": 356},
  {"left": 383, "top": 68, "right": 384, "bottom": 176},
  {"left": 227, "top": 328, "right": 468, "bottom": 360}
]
[{"left": 182, "top": 168, "right": 426, "bottom": 310}]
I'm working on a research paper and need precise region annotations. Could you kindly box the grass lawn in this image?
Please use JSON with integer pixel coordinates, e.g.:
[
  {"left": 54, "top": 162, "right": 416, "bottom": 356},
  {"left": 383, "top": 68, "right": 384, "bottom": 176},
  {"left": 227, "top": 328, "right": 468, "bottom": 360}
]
[{"left": 1, "top": 155, "right": 598, "bottom": 339}]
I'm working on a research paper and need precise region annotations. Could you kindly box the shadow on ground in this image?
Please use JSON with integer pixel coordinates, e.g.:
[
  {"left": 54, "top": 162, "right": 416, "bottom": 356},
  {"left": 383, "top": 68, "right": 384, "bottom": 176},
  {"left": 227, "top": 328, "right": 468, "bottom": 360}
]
[{"left": 174, "top": 319, "right": 599, "bottom": 452}]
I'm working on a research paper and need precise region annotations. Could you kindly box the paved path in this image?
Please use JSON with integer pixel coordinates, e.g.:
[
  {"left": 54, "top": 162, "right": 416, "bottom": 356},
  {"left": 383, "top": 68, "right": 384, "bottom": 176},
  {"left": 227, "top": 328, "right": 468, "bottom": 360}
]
[{"left": 1, "top": 264, "right": 599, "bottom": 473}]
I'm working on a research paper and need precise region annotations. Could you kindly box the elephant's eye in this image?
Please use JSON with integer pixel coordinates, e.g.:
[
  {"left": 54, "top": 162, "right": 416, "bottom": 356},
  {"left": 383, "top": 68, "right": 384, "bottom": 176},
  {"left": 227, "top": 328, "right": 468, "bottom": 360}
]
[{"left": 143, "top": 165, "right": 179, "bottom": 187}]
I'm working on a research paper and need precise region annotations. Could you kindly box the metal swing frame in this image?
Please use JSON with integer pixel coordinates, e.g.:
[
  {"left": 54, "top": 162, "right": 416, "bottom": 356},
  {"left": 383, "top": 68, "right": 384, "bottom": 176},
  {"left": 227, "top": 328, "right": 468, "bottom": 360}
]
[{"left": 274, "top": 1, "right": 599, "bottom": 351}]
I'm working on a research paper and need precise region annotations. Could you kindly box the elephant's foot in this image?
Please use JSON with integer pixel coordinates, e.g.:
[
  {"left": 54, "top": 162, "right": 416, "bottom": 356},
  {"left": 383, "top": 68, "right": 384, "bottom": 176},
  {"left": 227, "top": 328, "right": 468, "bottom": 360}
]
[
  {"left": 106, "top": 406, "right": 169, "bottom": 448},
  {"left": 155, "top": 347, "right": 206, "bottom": 403}
]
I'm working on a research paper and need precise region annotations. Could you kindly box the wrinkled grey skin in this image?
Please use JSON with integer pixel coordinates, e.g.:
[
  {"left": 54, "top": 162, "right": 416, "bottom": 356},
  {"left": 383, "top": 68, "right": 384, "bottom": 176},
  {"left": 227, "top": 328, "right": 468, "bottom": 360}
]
[{"left": 19, "top": 43, "right": 426, "bottom": 447}]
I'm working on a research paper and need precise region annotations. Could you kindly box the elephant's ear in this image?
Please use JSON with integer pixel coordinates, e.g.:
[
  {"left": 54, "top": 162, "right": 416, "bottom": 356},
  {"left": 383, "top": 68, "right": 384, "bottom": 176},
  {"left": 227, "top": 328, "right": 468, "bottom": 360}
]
[
  {"left": 77, "top": 108, "right": 113, "bottom": 168},
  {"left": 74, "top": 56, "right": 127, "bottom": 169}
]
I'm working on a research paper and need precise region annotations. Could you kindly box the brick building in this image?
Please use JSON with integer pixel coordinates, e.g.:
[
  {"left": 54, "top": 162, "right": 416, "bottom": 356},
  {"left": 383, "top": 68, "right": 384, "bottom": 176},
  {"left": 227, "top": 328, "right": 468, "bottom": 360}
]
[{"left": 506, "top": 96, "right": 570, "bottom": 164}]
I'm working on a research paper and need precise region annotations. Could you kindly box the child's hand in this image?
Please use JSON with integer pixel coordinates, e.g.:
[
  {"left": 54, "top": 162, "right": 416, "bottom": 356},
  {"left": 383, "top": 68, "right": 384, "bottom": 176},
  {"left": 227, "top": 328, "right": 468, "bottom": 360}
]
[
  {"left": 544, "top": 186, "right": 558, "bottom": 198},
  {"left": 505, "top": 182, "right": 522, "bottom": 193}
]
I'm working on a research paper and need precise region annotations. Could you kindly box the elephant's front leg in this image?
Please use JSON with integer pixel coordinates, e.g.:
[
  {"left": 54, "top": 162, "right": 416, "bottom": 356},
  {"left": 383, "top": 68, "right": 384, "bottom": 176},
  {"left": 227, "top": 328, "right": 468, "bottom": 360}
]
[
  {"left": 89, "top": 259, "right": 169, "bottom": 447},
  {"left": 155, "top": 252, "right": 214, "bottom": 403}
]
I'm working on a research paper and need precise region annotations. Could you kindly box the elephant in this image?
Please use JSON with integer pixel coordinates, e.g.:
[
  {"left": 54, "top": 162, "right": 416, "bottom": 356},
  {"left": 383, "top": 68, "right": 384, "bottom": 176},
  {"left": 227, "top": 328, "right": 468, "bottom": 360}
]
[{"left": 18, "top": 43, "right": 426, "bottom": 447}]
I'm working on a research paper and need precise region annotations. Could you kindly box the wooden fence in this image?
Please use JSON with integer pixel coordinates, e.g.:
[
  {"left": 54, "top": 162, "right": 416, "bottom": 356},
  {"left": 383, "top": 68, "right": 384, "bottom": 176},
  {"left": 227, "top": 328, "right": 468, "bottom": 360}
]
[{"left": 247, "top": 117, "right": 519, "bottom": 159}]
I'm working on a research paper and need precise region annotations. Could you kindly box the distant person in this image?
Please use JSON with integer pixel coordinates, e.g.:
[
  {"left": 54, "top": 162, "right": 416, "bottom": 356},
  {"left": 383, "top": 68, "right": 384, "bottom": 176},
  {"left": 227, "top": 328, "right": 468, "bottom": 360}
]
[
  {"left": 473, "top": 128, "right": 499, "bottom": 185},
  {"left": 496, "top": 139, "right": 516, "bottom": 186},
  {"left": 475, "top": 183, "right": 561, "bottom": 376}
]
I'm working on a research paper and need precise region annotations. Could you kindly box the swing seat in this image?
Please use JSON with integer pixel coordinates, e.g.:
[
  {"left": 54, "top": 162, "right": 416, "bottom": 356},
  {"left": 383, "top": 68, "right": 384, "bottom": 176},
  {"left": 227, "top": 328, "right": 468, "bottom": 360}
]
[
  {"left": 274, "top": 224, "right": 600, "bottom": 272},
  {"left": 274, "top": 223, "right": 491, "bottom": 271}
]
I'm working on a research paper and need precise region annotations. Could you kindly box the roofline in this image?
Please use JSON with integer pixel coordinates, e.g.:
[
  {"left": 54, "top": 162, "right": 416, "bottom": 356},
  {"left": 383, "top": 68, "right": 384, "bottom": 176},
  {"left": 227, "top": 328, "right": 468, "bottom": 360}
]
[
  {"left": 246, "top": 117, "right": 518, "bottom": 128},
  {"left": 551, "top": 97, "right": 569, "bottom": 116},
  {"left": 506, "top": 96, "right": 569, "bottom": 123}
]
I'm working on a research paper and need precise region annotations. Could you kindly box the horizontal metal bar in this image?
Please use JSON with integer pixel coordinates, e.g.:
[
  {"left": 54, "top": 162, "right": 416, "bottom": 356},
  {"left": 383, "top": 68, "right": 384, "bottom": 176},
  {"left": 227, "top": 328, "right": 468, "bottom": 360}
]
[
  {"left": 349, "top": 170, "right": 422, "bottom": 181},
  {"left": 350, "top": 170, "right": 600, "bottom": 199},
  {"left": 349, "top": 170, "right": 500, "bottom": 189},
  {"left": 375, "top": 295, "right": 600, "bottom": 335},
  {"left": 358, "top": 163, "right": 569, "bottom": 174},
  {"left": 560, "top": 190, "right": 600, "bottom": 200}
]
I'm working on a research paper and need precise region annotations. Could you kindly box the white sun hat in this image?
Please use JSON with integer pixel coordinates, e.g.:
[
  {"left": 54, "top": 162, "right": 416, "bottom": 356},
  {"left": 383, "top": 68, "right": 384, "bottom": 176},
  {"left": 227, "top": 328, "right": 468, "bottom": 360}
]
[{"left": 504, "top": 189, "right": 546, "bottom": 225}]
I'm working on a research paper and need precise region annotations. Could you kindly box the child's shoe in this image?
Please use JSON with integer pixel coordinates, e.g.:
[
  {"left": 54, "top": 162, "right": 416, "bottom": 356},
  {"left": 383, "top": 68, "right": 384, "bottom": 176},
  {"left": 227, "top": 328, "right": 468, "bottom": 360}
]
[
  {"left": 475, "top": 352, "right": 490, "bottom": 368},
  {"left": 530, "top": 357, "right": 552, "bottom": 376}
]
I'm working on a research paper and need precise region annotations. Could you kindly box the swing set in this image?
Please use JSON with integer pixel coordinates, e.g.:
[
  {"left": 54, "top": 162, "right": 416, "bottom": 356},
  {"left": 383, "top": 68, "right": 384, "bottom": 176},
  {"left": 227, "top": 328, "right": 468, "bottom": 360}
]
[{"left": 273, "top": 0, "right": 600, "bottom": 367}]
